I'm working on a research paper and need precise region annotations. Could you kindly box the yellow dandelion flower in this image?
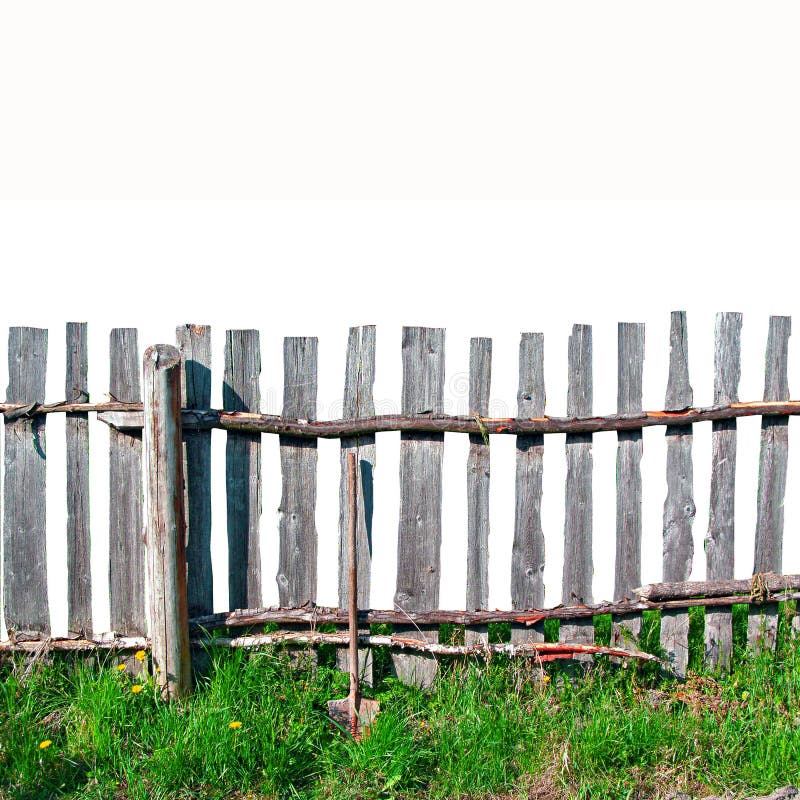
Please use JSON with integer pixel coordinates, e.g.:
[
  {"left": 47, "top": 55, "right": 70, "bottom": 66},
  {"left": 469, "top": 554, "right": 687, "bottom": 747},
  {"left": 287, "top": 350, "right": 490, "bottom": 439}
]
[
  {"left": 134, "top": 650, "right": 147, "bottom": 662},
  {"left": 131, "top": 684, "right": 143, "bottom": 694},
  {"left": 228, "top": 721, "right": 242, "bottom": 730},
  {"left": 542, "top": 675, "right": 551, "bottom": 684},
  {"left": 117, "top": 663, "right": 127, "bottom": 672},
  {"left": 39, "top": 740, "right": 52, "bottom": 750}
]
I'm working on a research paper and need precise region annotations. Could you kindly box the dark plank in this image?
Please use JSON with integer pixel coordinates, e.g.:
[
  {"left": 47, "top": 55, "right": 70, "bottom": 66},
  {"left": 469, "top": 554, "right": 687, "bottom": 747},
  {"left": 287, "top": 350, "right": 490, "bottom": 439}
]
[
  {"left": 3, "top": 327, "right": 49, "bottom": 638},
  {"left": 65, "top": 323, "right": 92, "bottom": 637},
  {"left": 109, "top": 328, "right": 146, "bottom": 636},
  {"left": 277, "top": 337, "right": 318, "bottom": 606},
  {"left": 613, "top": 322, "right": 645, "bottom": 649},
  {"left": 561, "top": 324, "right": 594, "bottom": 645},
  {"left": 337, "top": 326, "right": 376, "bottom": 681},
  {"left": 393, "top": 326, "right": 445, "bottom": 687},
  {"left": 176, "top": 324, "right": 213, "bottom": 618},
  {"left": 224, "top": 330, "right": 262, "bottom": 610},
  {"left": 660, "top": 311, "right": 695, "bottom": 677},
  {"left": 466, "top": 337, "right": 492, "bottom": 647},
  {"left": 750, "top": 315, "right": 791, "bottom": 652},
  {"left": 705, "top": 312, "right": 742, "bottom": 669},
  {"left": 511, "top": 332, "right": 546, "bottom": 644}
]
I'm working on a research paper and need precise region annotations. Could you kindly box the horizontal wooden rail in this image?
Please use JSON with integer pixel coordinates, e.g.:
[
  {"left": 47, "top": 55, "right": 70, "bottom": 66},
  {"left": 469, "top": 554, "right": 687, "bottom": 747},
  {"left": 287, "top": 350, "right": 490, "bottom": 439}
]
[
  {"left": 635, "top": 572, "right": 800, "bottom": 601},
  {"left": 0, "top": 633, "right": 658, "bottom": 663},
  {"left": 4, "top": 399, "right": 800, "bottom": 436}
]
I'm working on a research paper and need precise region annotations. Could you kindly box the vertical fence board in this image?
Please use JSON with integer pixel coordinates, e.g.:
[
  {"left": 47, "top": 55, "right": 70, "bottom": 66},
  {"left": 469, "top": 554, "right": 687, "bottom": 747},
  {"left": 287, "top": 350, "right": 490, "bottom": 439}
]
[
  {"left": 466, "top": 337, "right": 492, "bottom": 647},
  {"left": 65, "top": 322, "right": 92, "bottom": 637},
  {"left": 750, "top": 315, "right": 791, "bottom": 651},
  {"left": 661, "top": 311, "right": 695, "bottom": 677},
  {"left": 705, "top": 312, "right": 742, "bottom": 669},
  {"left": 561, "top": 324, "right": 594, "bottom": 645},
  {"left": 277, "top": 337, "right": 319, "bottom": 606},
  {"left": 613, "top": 323, "right": 645, "bottom": 649},
  {"left": 224, "top": 330, "right": 262, "bottom": 610},
  {"left": 337, "top": 326, "right": 376, "bottom": 682},
  {"left": 143, "top": 345, "right": 191, "bottom": 699},
  {"left": 511, "top": 333, "right": 546, "bottom": 644},
  {"left": 3, "top": 327, "right": 49, "bottom": 638},
  {"left": 177, "top": 324, "right": 213, "bottom": 618},
  {"left": 108, "top": 329, "right": 146, "bottom": 636},
  {"left": 393, "top": 327, "right": 445, "bottom": 687}
]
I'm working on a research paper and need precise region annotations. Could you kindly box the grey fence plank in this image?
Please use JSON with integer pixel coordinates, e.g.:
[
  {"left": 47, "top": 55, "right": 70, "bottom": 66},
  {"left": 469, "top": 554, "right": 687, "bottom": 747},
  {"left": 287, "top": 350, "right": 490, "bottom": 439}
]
[
  {"left": 511, "top": 333, "right": 546, "bottom": 644},
  {"left": 660, "top": 311, "right": 695, "bottom": 677},
  {"left": 393, "top": 326, "right": 445, "bottom": 687},
  {"left": 561, "top": 324, "right": 594, "bottom": 645},
  {"left": 466, "top": 337, "right": 492, "bottom": 647},
  {"left": 277, "top": 337, "right": 319, "bottom": 606},
  {"left": 3, "top": 327, "right": 49, "bottom": 638},
  {"left": 705, "top": 312, "right": 742, "bottom": 669},
  {"left": 177, "top": 324, "right": 213, "bottom": 618},
  {"left": 66, "top": 322, "right": 92, "bottom": 637},
  {"left": 224, "top": 330, "right": 262, "bottom": 610},
  {"left": 109, "top": 328, "right": 146, "bottom": 635},
  {"left": 750, "top": 315, "right": 791, "bottom": 652},
  {"left": 337, "top": 326, "right": 376, "bottom": 682},
  {"left": 613, "top": 322, "right": 645, "bottom": 649}
]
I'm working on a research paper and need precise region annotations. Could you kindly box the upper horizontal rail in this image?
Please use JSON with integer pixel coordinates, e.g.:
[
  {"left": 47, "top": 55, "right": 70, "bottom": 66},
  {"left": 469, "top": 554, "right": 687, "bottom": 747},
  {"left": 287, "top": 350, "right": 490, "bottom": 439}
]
[{"left": 3, "top": 399, "right": 800, "bottom": 436}]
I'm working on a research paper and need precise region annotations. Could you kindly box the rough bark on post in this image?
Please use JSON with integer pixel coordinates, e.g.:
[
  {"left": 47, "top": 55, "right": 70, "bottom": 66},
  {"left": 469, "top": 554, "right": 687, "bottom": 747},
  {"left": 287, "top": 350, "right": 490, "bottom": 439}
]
[
  {"left": 177, "top": 324, "right": 213, "bottom": 618},
  {"left": 224, "top": 330, "right": 262, "bottom": 610},
  {"left": 466, "top": 337, "right": 492, "bottom": 647},
  {"left": 3, "top": 327, "right": 49, "bottom": 638},
  {"left": 66, "top": 323, "right": 92, "bottom": 638},
  {"left": 613, "top": 322, "right": 645, "bottom": 650},
  {"left": 109, "top": 329, "right": 146, "bottom": 637},
  {"left": 277, "top": 337, "right": 318, "bottom": 606},
  {"left": 750, "top": 316, "right": 791, "bottom": 652},
  {"left": 143, "top": 345, "right": 192, "bottom": 699},
  {"left": 661, "top": 311, "right": 695, "bottom": 678},
  {"left": 561, "top": 324, "right": 594, "bottom": 646},
  {"left": 705, "top": 312, "right": 742, "bottom": 669},
  {"left": 337, "top": 326, "right": 376, "bottom": 683},
  {"left": 511, "top": 333, "right": 546, "bottom": 644},
  {"left": 393, "top": 327, "right": 445, "bottom": 687}
]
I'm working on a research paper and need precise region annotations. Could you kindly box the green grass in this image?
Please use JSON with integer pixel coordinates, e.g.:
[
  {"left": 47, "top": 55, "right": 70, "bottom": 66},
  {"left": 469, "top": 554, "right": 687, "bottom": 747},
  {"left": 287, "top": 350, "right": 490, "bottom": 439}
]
[{"left": 2, "top": 610, "right": 800, "bottom": 800}]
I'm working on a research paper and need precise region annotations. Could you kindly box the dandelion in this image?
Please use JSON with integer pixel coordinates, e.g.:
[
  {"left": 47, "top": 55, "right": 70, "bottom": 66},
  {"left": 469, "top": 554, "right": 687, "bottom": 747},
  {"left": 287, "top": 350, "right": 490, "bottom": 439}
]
[
  {"left": 741, "top": 690, "right": 750, "bottom": 701},
  {"left": 39, "top": 740, "right": 52, "bottom": 750},
  {"left": 117, "top": 663, "right": 127, "bottom": 672},
  {"left": 131, "top": 685, "right": 143, "bottom": 694},
  {"left": 542, "top": 675, "right": 551, "bottom": 684},
  {"left": 228, "top": 721, "right": 242, "bottom": 730},
  {"left": 134, "top": 650, "right": 147, "bottom": 662},
  {"left": 419, "top": 720, "right": 427, "bottom": 728}
]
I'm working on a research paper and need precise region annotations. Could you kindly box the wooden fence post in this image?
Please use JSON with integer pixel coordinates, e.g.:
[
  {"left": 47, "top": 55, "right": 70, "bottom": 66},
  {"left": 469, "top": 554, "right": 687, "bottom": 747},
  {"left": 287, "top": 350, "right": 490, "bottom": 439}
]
[
  {"left": 661, "top": 311, "right": 695, "bottom": 678},
  {"left": 143, "top": 345, "right": 191, "bottom": 700}
]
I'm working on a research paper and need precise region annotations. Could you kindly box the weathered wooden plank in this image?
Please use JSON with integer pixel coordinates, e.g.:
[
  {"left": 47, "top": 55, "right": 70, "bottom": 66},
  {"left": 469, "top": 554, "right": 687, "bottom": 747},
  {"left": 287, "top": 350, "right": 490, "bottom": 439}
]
[
  {"left": 660, "top": 311, "right": 695, "bottom": 677},
  {"left": 511, "top": 333, "right": 545, "bottom": 645},
  {"left": 66, "top": 322, "right": 92, "bottom": 637},
  {"left": 143, "top": 345, "right": 191, "bottom": 699},
  {"left": 176, "top": 324, "right": 213, "bottom": 618},
  {"left": 277, "top": 337, "right": 318, "bottom": 606},
  {"left": 337, "top": 326, "right": 376, "bottom": 682},
  {"left": 705, "top": 312, "right": 742, "bottom": 669},
  {"left": 3, "top": 327, "right": 49, "bottom": 638},
  {"left": 561, "top": 324, "right": 594, "bottom": 645},
  {"left": 613, "top": 322, "right": 645, "bottom": 649},
  {"left": 393, "top": 326, "right": 445, "bottom": 687},
  {"left": 750, "top": 315, "right": 791, "bottom": 652},
  {"left": 109, "top": 328, "right": 146, "bottom": 636},
  {"left": 466, "top": 337, "right": 492, "bottom": 647},
  {"left": 224, "top": 330, "right": 262, "bottom": 610}
]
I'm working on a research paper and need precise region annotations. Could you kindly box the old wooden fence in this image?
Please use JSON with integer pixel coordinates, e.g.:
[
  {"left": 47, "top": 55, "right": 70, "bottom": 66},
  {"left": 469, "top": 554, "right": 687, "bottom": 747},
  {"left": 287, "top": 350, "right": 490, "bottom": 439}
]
[{"left": 2, "top": 315, "right": 800, "bottom": 696}]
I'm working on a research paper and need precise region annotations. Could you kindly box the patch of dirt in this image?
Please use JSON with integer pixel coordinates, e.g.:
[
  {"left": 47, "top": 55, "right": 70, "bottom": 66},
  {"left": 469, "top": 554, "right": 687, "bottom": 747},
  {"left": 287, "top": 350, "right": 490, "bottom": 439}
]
[{"left": 666, "top": 788, "right": 799, "bottom": 800}]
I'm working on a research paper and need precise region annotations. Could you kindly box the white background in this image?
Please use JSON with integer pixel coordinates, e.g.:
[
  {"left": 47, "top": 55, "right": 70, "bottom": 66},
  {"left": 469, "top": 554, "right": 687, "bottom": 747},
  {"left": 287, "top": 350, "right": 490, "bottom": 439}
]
[{"left": 1, "top": 2, "right": 799, "bottom": 637}]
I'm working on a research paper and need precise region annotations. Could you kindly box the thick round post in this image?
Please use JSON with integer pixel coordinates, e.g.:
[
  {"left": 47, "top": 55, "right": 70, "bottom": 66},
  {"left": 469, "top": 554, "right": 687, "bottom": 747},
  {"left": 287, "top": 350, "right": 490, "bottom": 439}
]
[{"left": 144, "top": 345, "right": 192, "bottom": 700}]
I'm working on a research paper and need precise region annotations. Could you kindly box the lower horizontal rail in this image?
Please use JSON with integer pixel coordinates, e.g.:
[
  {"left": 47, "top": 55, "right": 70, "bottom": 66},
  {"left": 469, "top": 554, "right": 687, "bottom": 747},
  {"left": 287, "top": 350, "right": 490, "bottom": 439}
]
[{"left": 0, "top": 633, "right": 658, "bottom": 663}]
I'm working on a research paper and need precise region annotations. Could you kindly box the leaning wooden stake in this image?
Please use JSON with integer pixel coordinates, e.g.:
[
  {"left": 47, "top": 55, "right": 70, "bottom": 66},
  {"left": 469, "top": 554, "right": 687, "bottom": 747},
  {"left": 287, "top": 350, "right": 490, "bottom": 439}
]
[{"left": 143, "top": 345, "right": 192, "bottom": 700}]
